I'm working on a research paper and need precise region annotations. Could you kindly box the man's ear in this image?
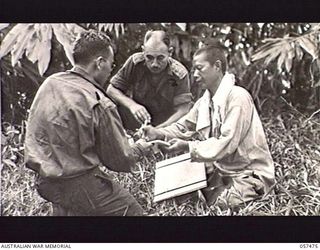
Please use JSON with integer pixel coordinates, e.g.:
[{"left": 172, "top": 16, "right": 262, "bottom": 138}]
[
  {"left": 168, "top": 46, "right": 174, "bottom": 56},
  {"left": 214, "top": 60, "right": 222, "bottom": 71},
  {"left": 96, "top": 56, "right": 104, "bottom": 70}
]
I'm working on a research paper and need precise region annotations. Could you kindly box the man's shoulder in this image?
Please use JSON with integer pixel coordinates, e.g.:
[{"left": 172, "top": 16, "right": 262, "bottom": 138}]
[
  {"left": 230, "top": 85, "right": 251, "bottom": 97},
  {"left": 228, "top": 85, "right": 253, "bottom": 105},
  {"left": 47, "top": 71, "right": 69, "bottom": 80},
  {"left": 46, "top": 71, "right": 109, "bottom": 108},
  {"left": 129, "top": 53, "right": 188, "bottom": 80},
  {"left": 131, "top": 52, "right": 145, "bottom": 65},
  {"left": 45, "top": 71, "right": 80, "bottom": 86},
  {"left": 168, "top": 58, "right": 188, "bottom": 79},
  {"left": 38, "top": 72, "right": 69, "bottom": 91}
]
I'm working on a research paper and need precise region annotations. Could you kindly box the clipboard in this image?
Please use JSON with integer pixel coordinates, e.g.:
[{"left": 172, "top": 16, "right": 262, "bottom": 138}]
[{"left": 153, "top": 153, "right": 207, "bottom": 202}]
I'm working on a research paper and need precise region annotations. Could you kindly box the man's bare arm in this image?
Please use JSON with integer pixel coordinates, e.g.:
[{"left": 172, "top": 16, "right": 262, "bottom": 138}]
[
  {"left": 107, "top": 84, "right": 151, "bottom": 124},
  {"left": 156, "top": 102, "right": 191, "bottom": 128}
]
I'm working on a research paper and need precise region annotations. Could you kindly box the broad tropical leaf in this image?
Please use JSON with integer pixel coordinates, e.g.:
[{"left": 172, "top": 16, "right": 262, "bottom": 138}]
[
  {"left": 11, "top": 25, "right": 35, "bottom": 67},
  {"left": 37, "top": 24, "right": 52, "bottom": 76},
  {"left": 114, "top": 24, "right": 120, "bottom": 38},
  {"left": 264, "top": 44, "right": 283, "bottom": 66},
  {"left": 0, "top": 24, "right": 30, "bottom": 59},
  {"left": 25, "top": 24, "right": 42, "bottom": 63},
  {"left": 0, "top": 23, "right": 85, "bottom": 76},
  {"left": 252, "top": 40, "right": 284, "bottom": 68},
  {"left": 0, "top": 23, "right": 10, "bottom": 31},
  {"left": 252, "top": 25, "right": 320, "bottom": 72},
  {"left": 295, "top": 45, "right": 304, "bottom": 60},
  {"left": 65, "top": 23, "right": 85, "bottom": 35},
  {"left": 176, "top": 23, "right": 187, "bottom": 31},
  {"left": 285, "top": 46, "right": 295, "bottom": 72},
  {"left": 297, "top": 35, "right": 318, "bottom": 60},
  {"left": 52, "top": 24, "right": 85, "bottom": 66},
  {"left": 277, "top": 43, "right": 293, "bottom": 72},
  {"left": 97, "top": 23, "right": 125, "bottom": 38}
]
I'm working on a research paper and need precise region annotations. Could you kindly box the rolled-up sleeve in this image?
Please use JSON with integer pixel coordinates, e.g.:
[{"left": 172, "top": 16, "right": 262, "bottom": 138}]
[
  {"left": 173, "top": 75, "right": 192, "bottom": 106},
  {"left": 93, "top": 102, "right": 135, "bottom": 172},
  {"left": 173, "top": 93, "right": 192, "bottom": 106},
  {"left": 110, "top": 56, "right": 135, "bottom": 92}
]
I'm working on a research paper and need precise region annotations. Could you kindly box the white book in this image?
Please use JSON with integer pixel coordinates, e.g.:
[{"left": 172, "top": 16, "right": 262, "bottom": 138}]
[{"left": 153, "top": 153, "right": 207, "bottom": 202}]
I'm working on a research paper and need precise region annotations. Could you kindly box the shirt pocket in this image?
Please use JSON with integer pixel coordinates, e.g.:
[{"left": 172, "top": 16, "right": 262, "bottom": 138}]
[
  {"left": 51, "top": 112, "right": 78, "bottom": 146},
  {"left": 34, "top": 130, "right": 53, "bottom": 158}
]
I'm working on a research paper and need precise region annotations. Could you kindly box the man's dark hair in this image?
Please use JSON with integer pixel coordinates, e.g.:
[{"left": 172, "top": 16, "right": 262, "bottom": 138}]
[
  {"left": 194, "top": 44, "right": 228, "bottom": 74},
  {"left": 73, "top": 29, "right": 112, "bottom": 65},
  {"left": 144, "top": 30, "right": 170, "bottom": 48}
]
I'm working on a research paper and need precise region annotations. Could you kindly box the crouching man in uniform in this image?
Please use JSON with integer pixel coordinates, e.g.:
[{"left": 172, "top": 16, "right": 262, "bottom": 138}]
[
  {"left": 25, "top": 30, "right": 150, "bottom": 216},
  {"left": 107, "top": 30, "right": 192, "bottom": 129},
  {"left": 143, "top": 44, "right": 275, "bottom": 208}
]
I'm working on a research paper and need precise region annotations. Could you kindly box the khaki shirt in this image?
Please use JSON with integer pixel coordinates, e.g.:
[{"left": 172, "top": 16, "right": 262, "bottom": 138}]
[
  {"left": 159, "top": 85, "right": 275, "bottom": 191},
  {"left": 25, "top": 67, "right": 136, "bottom": 178},
  {"left": 110, "top": 52, "right": 192, "bottom": 126}
]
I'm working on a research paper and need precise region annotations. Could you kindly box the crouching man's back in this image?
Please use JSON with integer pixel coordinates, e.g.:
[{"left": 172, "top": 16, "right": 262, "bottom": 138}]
[{"left": 25, "top": 30, "right": 145, "bottom": 216}]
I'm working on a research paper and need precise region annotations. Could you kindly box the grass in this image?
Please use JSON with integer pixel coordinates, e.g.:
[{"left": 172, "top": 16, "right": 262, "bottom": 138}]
[{"left": 1, "top": 100, "right": 320, "bottom": 216}]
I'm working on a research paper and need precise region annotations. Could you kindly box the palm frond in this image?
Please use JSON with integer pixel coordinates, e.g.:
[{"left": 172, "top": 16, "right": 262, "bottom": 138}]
[
  {"left": 0, "top": 23, "right": 85, "bottom": 76},
  {"left": 252, "top": 26, "right": 320, "bottom": 72}
]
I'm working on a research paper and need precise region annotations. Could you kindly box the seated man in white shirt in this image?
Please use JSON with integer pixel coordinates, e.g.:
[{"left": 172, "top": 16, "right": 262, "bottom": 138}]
[{"left": 142, "top": 44, "right": 275, "bottom": 208}]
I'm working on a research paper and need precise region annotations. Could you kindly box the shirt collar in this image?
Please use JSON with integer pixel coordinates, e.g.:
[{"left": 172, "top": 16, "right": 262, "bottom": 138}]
[
  {"left": 69, "top": 66, "right": 101, "bottom": 88},
  {"left": 210, "top": 72, "right": 235, "bottom": 106},
  {"left": 166, "top": 58, "right": 174, "bottom": 76},
  {"left": 68, "top": 66, "right": 108, "bottom": 97},
  {"left": 195, "top": 73, "right": 235, "bottom": 133}
]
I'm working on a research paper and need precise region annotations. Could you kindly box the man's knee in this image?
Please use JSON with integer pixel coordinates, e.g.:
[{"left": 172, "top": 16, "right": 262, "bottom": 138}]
[
  {"left": 205, "top": 173, "right": 266, "bottom": 209},
  {"left": 216, "top": 177, "right": 265, "bottom": 209}
]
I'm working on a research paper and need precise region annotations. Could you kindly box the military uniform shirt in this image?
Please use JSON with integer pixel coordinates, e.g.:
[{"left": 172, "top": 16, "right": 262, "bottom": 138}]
[
  {"left": 25, "top": 67, "right": 136, "bottom": 178},
  {"left": 110, "top": 52, "right": 192, "bottom": 126}
]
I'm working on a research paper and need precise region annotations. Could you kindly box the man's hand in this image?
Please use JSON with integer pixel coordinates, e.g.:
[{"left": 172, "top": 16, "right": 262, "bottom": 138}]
[
  {"left": 141, "top": 125, "right": 164, "bottom": 141},
  {"left": 134, "top": 138, "right": 153, "bottom": 156},
  {"left": 164, "top": 138, "right": 189, "bottom": 154},
  {"left": 106, "top": 85, "right": 151, "bottom": 125},
  {"left": 129, "top": 103, "right": 151, "bottom": 125}
]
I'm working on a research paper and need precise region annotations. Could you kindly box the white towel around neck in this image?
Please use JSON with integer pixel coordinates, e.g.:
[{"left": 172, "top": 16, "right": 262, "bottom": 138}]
[{"left": 196, "top": 72, "right": 235, "bottom": 139}]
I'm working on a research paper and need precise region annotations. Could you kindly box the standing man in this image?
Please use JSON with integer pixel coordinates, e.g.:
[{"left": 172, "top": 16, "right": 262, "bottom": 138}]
[
  {"left": 107, "top": 30, "right": 192, "bottom": 130},
  {"left": 25, "top": 30, "right": 150, "bottom": 216},
  {"left": 143, "top": 44, "right": 275, "bottom": 208}
]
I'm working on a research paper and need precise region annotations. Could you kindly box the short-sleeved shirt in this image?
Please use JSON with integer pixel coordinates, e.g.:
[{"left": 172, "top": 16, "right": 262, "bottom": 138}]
[
  {"left": 25, "top": 67, "right": 136, "bottom": 179},
  {"left": 110, "top": 52, "right": 192, "bottom": 126}
]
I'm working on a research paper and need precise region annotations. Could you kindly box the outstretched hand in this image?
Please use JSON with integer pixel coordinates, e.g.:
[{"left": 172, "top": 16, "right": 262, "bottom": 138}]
[
  {"left": 129, "top": 103, "right": 151, "bottom": 125},
  {"left": 140, "top": 125, "right": 164, "bottom": 141},
  {"left": 163, "top": 138, "right": 189, "bottom": 154},
  {"left": 134, "top": 138, "right": 153, "bottom": 156}
]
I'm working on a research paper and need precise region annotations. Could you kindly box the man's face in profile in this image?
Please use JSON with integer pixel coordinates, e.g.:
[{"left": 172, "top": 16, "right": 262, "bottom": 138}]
[{"left": 193, "top": 51, "right": 221, "bottom": 92}]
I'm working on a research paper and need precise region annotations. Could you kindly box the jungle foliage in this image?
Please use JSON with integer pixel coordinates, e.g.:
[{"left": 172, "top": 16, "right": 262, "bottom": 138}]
[
  {"left": 1, "top": 23, "right": 319, "bottom": 216},
  {"left": 1, "top": 23, "right": 319, "bottom": 124}
]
